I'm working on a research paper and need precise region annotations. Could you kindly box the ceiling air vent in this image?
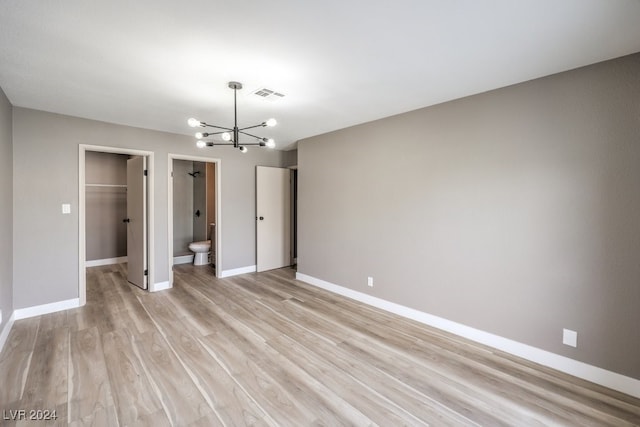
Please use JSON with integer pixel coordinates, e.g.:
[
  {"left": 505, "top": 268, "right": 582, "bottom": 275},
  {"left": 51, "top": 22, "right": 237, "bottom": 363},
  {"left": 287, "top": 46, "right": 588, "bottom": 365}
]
[{"left": 252, "top": 88, "right": 285, "bottom": 100}]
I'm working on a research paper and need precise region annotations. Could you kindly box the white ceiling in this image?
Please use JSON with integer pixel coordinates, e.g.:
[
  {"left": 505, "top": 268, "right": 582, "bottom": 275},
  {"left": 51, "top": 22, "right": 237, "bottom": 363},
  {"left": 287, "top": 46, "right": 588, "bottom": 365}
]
[{"left": 1, "top": 0, "right": 640, "bottom": 150}]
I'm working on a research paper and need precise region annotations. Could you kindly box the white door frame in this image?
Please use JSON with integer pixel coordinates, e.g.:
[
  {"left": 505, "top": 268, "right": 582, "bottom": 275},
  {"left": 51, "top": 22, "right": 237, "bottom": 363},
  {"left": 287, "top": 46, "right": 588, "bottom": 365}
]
[
  {"left": 78, "top": 144, "right": 155, "bottom": 306},
  {"left": 168, "top": 154, "right": 222, "bottom": 286}
]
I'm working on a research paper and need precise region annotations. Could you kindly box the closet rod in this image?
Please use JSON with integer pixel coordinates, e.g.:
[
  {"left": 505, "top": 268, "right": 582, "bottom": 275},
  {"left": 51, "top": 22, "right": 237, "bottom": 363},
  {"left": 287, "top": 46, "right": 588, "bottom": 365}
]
[{"left": 85, "top": 184, "right": 127, "bottom": 188}]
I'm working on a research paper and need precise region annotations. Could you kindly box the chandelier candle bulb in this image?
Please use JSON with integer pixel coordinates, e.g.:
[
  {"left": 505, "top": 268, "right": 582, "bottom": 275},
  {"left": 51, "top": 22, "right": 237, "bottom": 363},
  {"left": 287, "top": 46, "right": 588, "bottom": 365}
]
[{"left": 187, "top": 118, "right": 201, "bottom": 127}]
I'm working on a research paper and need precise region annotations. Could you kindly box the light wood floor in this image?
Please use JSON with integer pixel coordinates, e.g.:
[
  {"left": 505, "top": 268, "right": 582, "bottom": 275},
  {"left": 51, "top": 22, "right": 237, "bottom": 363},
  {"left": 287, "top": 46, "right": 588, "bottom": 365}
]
[{"left": 1, "top": 264, "right": 639, "bottom": 426}]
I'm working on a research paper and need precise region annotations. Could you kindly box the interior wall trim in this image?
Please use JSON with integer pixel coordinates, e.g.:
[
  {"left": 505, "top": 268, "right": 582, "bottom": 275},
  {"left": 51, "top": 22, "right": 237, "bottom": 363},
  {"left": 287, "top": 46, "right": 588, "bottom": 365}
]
[
  {"left": 85, "top": 256, "right": 128, "bottom": 267},
  {"left": 220, "top": 265, "right": 256, "bottom": 278},
  {"left": 0, "top": 311, "right": 16, "bottom": 354},
  {"left": 149, "top": 281, "right": 171, "bottom": 292},
  {"left": 295, "top": 272, "right": 640, "bottom": 399},
  {"left": 173, "top": 255, "right": 194, "bottom": 265},
  {"left": 13, "top": 298, "right": 80, "bottom": 320}
]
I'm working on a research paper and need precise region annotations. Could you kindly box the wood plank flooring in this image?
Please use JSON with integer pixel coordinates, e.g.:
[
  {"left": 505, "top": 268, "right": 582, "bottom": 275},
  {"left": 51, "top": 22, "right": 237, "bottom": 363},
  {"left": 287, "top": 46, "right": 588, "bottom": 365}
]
[{"left": 1, "top": 263, "right": 639, "bottom": 426}]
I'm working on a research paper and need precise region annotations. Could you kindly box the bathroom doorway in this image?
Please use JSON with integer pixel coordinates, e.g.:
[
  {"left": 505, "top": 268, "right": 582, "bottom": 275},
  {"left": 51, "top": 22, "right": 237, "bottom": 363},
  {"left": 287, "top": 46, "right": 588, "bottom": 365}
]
[
  {"left": 168, "top": 154, "right": 221, "bottom": 285},
  {"left": 78, "top": 145, "right": 155, "bottom": 305}
]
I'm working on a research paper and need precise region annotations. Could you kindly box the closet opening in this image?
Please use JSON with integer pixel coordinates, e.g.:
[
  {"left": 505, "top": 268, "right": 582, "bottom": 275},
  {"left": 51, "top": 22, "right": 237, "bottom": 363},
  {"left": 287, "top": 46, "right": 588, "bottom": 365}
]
[{"left": 78, "top": 145, "right": 155, "bottom": 305}]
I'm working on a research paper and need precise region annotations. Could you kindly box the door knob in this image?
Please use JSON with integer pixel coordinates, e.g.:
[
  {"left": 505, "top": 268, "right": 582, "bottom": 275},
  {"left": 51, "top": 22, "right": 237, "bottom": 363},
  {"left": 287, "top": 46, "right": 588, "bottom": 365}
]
[
  {"left": 123, "top": 218, "right": 130, "bottom": 223},
  {"left": 259, "top": 216, "right": 264, "bottom": 220}
]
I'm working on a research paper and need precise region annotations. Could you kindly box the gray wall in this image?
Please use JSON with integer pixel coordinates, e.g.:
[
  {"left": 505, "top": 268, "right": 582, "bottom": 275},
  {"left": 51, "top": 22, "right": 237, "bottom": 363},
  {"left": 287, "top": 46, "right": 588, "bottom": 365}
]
[
  {"left": 173, "top": 160, "right": 194, "bottom": 256},
  {"left": 85, "top": 151, "right": 128, "bottom": 261},
  {"left": 0, "top": 87, "right": 13, "bottom": 334},
  {"left": 12, "top": 108, "right": 284, "bottom": 309},
  {"left": 85, "top": 151, "right": 128, "bottom": 185},
  {"left": 297, "top": 53, "right": 640, "bottom": 380},
  {"left": 282, "top": 149, "right": 297, "bottom": 168}
]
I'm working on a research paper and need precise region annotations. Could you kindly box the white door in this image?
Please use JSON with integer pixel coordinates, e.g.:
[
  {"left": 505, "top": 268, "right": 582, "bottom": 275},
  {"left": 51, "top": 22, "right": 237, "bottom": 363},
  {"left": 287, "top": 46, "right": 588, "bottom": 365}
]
[
  {"left": 256, "top": 166, "right": 291, "bottom": 272},
  {"left": 126, "top": 156, "right": 148, "bottom": 289}
]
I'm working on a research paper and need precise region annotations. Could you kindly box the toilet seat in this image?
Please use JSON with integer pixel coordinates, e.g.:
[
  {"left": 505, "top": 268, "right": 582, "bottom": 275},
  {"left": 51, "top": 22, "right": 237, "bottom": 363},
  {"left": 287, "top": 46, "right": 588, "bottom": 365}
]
[
  {"left": 188, "top": 240, "right": 211, "bottom": 266},
  {"left": 189, "top": 240, "right": 211, "bottom": 252}
]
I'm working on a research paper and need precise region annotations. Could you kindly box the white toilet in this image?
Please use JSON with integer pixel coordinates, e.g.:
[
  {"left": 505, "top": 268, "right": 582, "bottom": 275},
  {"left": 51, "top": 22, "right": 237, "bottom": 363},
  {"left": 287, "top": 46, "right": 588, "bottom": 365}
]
[
  {"left": 188, "top": 223, "right": 215, "bottom": 266},
  {"left": 188, "top": 240, "right": 211, "bottom": 266}
]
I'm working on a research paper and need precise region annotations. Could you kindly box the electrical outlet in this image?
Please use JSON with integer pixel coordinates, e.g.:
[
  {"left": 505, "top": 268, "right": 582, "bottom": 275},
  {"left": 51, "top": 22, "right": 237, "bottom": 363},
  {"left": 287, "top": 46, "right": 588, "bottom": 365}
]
[
  {"left": 367, "top": 277, "right": 373, "bottom": 287},
  {"left": 563, "top": 328, "right": 577, "bottom": 347},
  {"left": 62, "top": 203, "right": 71, "bottom": 214}
]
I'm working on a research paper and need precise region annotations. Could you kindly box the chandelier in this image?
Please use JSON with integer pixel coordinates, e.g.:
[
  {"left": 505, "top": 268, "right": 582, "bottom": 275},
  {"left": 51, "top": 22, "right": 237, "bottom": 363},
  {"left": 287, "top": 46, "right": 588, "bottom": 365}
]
[{"left": 187, "top": 81, "right": 277, "bottom": 153}]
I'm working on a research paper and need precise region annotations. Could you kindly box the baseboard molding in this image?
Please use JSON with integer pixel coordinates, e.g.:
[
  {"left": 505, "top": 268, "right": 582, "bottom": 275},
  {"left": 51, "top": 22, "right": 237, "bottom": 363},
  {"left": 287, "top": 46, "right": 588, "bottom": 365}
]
[
  {"left": 220, "top": 265, "right": 256, "bottom": 278},
  {"left": 86, "top": 256, "right": 127, "bottom": 267},
  {"left": 14, "top": 298, "right": 81, "bottom": 320},
  {"left": 0, "top": 312, "right": 16, "bottom": 355},
  {"left": 173, "top": 255, "right": 194, "bottom": 265},
  {"left": 150, "top": 281, "right": 171, "bottom": 292},
  {"left": 295, "top": 272, "right": 640, "bottom": 399}
]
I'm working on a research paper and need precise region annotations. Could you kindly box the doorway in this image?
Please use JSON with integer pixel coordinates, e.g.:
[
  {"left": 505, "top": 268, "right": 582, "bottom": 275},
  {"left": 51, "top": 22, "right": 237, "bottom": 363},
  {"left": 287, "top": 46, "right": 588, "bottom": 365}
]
[
  {"left": 171, "top": 159, "right": 216, "bottom": 268},
  {"left": 168, "top": 154, "right": 221, "bottom": 286},
  {"left": 78, "top": 145, "right": 155, "bottom": 305}
]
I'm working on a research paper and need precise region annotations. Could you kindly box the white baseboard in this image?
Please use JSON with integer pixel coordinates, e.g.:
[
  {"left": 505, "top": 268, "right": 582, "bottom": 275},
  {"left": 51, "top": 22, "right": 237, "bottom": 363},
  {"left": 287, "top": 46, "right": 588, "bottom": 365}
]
[
  {"left": 295, "top": 272, "right": 640, "bottom": 399},
  {"left": 0, "top": 311, "right": 16, "bottom": 354},
  {"left": 220, "top": 265, "right": 256, "bottom": 278},
  {"left": 150, "top": 281, "right": 171, "bottom": 292},
  {"left": 86, "top": 256, "right": 127, "bottom": 267},
  {"left": 173, "top": 255, "right": 194, "bottom": 265},
  {"left": 14, "top": 298, "right": 81, "bottom": 320}
]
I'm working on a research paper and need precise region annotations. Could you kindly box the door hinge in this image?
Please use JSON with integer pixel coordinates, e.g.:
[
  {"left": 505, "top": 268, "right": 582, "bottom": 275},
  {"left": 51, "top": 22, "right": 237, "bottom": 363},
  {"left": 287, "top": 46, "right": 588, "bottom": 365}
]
[
  {"left": 144, "top": 169, "right": 148, "bottom": 176},
  {"left": 144, "top": 269, "right": 148, "bottom": 276}
]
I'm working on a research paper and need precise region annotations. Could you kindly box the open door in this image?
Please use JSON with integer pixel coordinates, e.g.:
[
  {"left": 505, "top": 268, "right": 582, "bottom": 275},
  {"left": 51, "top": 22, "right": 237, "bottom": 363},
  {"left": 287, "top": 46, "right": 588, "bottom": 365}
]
[
  {"left": 256, "top": 166, "right": 291, "bottom": 272},
  {"left": 126, "top": 156, "right": 148, "bottom": 289}
]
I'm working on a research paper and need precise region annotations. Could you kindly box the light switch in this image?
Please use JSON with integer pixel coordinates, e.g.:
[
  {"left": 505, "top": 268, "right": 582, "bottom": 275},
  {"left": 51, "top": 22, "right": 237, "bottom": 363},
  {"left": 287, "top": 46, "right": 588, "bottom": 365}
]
[
  {"left": 62, "top": 204, "right": 71, "bottom": 214},
  {"left": 563, "top": 328, "right": 577, "bottom": 347}
]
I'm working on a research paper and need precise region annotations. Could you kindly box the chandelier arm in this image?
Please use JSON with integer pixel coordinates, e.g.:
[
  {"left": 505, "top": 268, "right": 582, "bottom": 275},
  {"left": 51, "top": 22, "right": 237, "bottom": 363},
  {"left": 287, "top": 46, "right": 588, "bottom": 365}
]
[
  {"left": 203, "top": 123, "right": 234, "bottom": 131},
  {"left": 202, "top": 131, "right": 229, "bottom": 136},
  {"left": 238, "top": 123, "right": 265, "bottom": 131},
  {"left": 239, "top": 131, "right": 266, "bottom": 140},
  {"left": 207, "top": 142, "right": 235, "bottom": 146}
]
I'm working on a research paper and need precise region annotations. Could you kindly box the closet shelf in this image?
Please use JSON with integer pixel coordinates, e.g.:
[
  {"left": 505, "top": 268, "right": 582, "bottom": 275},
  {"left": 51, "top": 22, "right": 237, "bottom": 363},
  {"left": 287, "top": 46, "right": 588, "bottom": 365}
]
[{"left": 85, "top": 184, "right": 127, "bottom": 188}]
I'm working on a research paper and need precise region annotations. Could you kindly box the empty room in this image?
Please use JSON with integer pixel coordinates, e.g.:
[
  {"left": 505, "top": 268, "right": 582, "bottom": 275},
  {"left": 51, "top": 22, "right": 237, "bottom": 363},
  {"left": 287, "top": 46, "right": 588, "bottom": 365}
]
[{"left": 1, "top": 1, "right": 639, "bottom": 425}]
